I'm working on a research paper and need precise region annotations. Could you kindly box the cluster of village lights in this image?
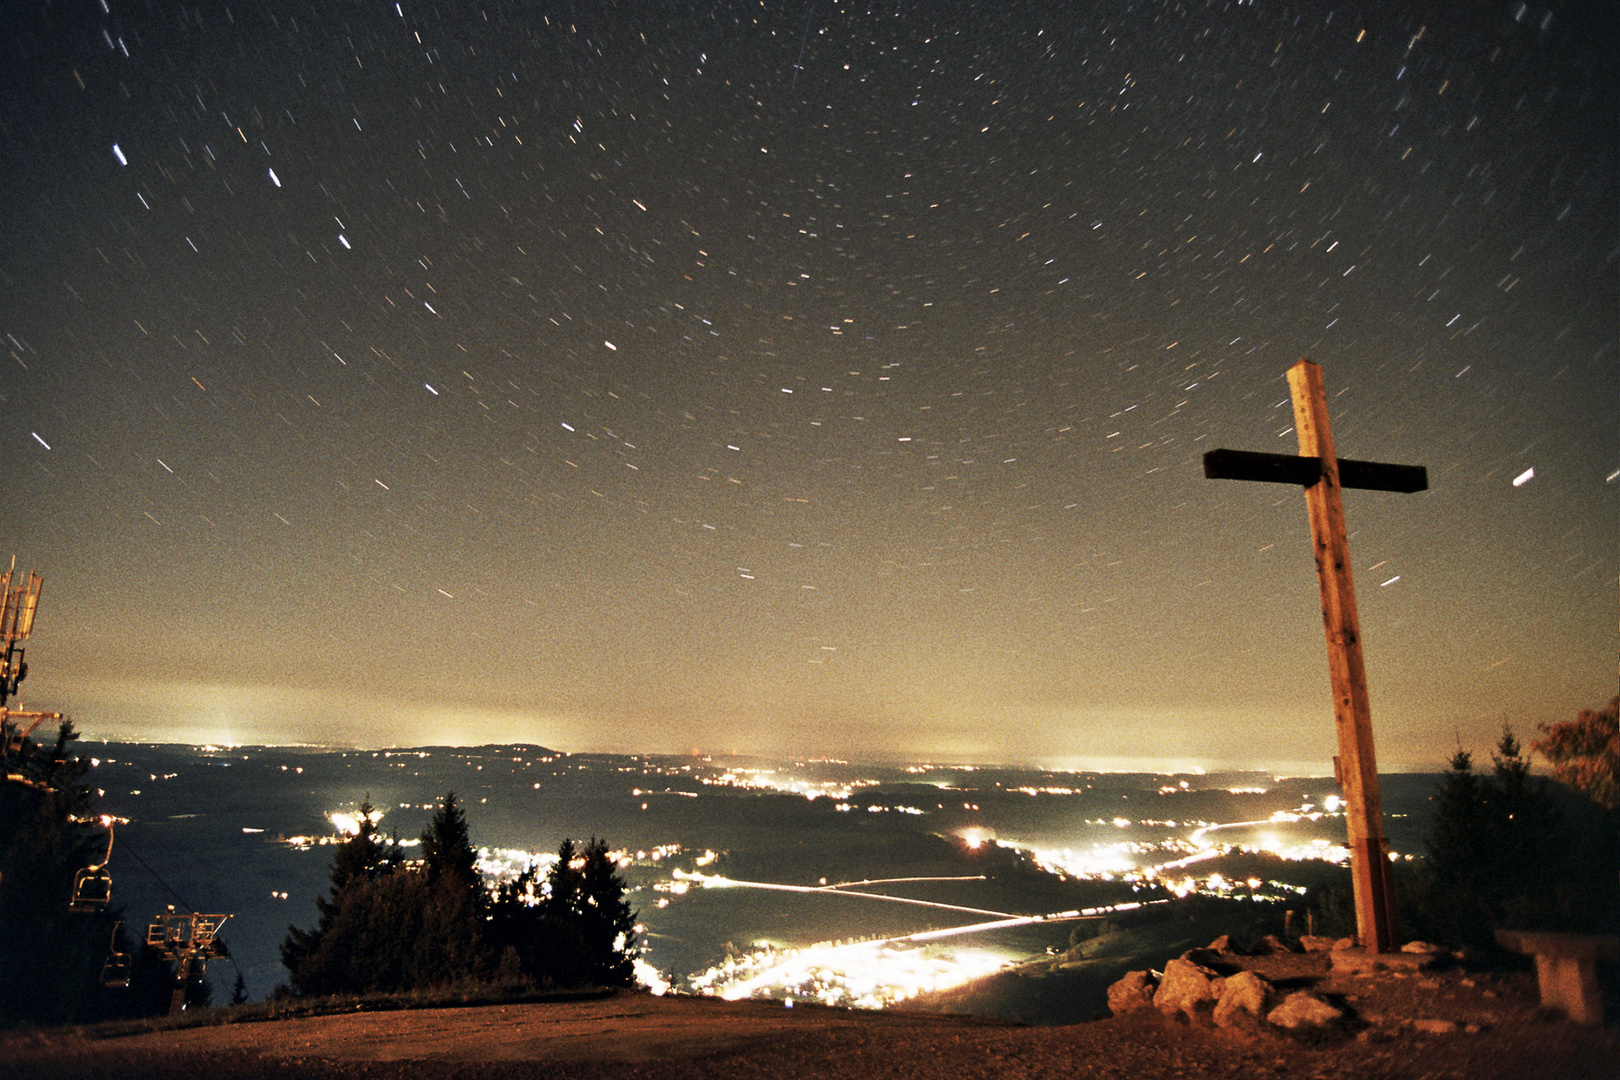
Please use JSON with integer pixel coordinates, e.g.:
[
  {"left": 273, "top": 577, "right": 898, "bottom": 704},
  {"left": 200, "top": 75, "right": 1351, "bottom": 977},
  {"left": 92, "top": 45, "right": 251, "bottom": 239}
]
[{"left": 296, "top": 786, "right": 1367, "bottom": 1007}]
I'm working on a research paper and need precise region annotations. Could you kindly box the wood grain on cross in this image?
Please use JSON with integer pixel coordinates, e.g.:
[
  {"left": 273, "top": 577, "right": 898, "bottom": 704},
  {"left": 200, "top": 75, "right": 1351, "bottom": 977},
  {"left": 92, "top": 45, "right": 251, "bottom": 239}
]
[{"left": 1204, "top": 359, "right": 1427, "bottom": 954}]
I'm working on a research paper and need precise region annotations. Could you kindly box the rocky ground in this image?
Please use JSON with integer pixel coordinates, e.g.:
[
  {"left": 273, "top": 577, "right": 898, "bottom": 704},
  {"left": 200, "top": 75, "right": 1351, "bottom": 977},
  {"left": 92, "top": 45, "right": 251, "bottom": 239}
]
[{"left": 1, "top": 949, "right": 1613, "bottom": 1080}]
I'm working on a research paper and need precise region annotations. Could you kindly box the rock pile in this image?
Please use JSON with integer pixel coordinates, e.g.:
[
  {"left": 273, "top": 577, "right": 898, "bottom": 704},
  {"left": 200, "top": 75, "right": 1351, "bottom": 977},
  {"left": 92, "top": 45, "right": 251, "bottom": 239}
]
[
  {"left": 1109, "top": 952, "right": 1342, "bottom": 1035},
  {"left": 1106, "top": 934, "right": 1456, "bottom": 1038}
]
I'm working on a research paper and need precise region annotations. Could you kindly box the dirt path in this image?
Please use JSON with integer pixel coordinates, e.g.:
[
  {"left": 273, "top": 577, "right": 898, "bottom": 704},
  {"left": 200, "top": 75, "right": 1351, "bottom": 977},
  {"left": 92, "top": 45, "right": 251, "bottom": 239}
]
[{"left": 2, "top": 979, "right": 1614, "bottom": 1080}]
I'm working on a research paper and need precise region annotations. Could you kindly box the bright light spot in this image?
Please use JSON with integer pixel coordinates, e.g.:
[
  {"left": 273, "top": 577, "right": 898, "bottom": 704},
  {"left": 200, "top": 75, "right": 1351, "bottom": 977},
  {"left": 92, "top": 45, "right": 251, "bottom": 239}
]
[
  {"left": 604, "top": 340, "right": 617, "bottom": 350},
  {"left": 692, "top": 938, "right": 1018, "bottom": 1009},
  {"left": 1512, "top": 467, "right": 1534, "bottom": 487},
  {"left": 326, "top": 806, "right": 385, "bottom": 837},
  {"left": 269, "top": 167, "right": 281, "bottom": 187},
  {"left": 634, "top": 957, "right": 670, "bottom": 994},
  {"left": 112, "top": 143, "right": 128, "bottom": 165}
]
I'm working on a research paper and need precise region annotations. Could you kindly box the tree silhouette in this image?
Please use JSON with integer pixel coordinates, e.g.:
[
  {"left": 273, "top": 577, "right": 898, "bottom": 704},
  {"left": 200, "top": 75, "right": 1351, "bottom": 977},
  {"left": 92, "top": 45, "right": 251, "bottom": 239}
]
[
  {"left": 281, "top": 795, "right": 404, "bottom": 990},
  {"left": 1411, "top": 725, "right": 1618, "bottom": 946},
  {"left": 1534, "top": 696, "right": 1620, "bottom": 810},
  {"left": 0, "top": 720, "right": 127, "bottom": 1025},
  {"left": 282, "top": 799, "right": 638, "bottom": 997},
  {"left": 544, "top": 837, "right": 638, "bottom": 987},
  {"left": 420, "top": 791, "right": 478, "bottom": 887}
]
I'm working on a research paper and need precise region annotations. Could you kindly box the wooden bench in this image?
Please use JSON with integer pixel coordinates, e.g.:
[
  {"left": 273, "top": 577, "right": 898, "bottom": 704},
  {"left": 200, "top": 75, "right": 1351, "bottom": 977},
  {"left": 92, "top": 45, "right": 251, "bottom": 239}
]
[{"left": 1495, "top": 929, "right": 1620, "bottom": 1025}]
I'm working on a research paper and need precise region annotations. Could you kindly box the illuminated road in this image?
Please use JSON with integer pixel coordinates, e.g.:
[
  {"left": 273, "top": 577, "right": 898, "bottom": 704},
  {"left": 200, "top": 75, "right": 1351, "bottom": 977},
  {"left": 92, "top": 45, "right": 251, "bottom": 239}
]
[
  {"left": 707, "top": 897, "right": 1164, "bottom": 1003},
  {"left": 674, "top": 870, "right": 1018, "bottom": 919}
]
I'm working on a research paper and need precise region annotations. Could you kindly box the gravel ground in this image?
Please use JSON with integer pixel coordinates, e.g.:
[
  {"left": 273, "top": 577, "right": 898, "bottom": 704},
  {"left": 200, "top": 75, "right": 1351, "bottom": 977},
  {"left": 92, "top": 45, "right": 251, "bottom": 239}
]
[{"left": 2, "top": 959, "right": 1614, "bottom": 1080}]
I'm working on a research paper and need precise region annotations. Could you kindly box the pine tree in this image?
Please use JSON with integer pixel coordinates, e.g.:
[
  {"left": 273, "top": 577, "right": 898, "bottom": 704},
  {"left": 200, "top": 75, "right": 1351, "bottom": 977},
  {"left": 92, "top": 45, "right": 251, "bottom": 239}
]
[
  {"left": 282, "top": 792, "right": 491, "bottom": 996},
  {"left": 576, "top": 838, "right": 638, "bottom": 986},
  {"left": 280, "top": 796, "right": 399, "bottom": 990},
  {"left": 1413, "top": 725, "right": 1614, "bottom": 945},
  {"left": 0, "top": 720, "right": 126, "bottom": 1025},
  {"left": 330, "top": 796, "right": 396, "bottom": 889},
  {"left": 420, "top": 791, "right": 478, "bottom": 887},
  {"left": 542, "top": 837, "right": 637, "bottom": 987},
  {"left": 1426, "top": 748, "right": 1484, "bottom": 891},
  {"left": 281, "top": 797, "right": 641, "bottom": 997}
]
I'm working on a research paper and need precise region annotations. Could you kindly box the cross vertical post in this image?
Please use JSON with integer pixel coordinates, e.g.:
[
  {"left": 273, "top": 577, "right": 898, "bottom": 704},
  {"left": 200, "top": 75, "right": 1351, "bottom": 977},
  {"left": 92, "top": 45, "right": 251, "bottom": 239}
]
[
  {"left": 1286, "top": 360, "right": 1398, "bottom": 953},
  {"left": 1203, "top": 359, "right": 1423, "bottom": 954}
]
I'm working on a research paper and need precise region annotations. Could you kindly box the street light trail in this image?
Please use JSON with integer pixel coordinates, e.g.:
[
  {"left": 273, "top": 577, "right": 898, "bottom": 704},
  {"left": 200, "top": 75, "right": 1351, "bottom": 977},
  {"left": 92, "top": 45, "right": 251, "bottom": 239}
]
[
  {"left": 677, "top": 871, "right": 1018, "bottom": 918},
  {"left": 715, "top": 899, "right": 1167, "bottom": 1002}
]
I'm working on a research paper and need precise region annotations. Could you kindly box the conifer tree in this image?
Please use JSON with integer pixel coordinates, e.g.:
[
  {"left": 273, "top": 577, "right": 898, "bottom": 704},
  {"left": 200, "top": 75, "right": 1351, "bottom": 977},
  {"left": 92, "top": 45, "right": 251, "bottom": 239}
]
[
  {"left": 576, "top": 838, "right": 638, "bottom": 986},
  {"left": 1413, "top": 725, "right": 1616, "bottom": 945},
  {"left": 281, "top": 797, "right": 639, "bottom": 996},
  {"left": 0, "top": 720, "right": 126, "bottom": 1025},
  {"left": 542, "top": 837, "right": 637, "bottom": 986},
  {"left": 420, "top": 791, "right": 478, "bottom": 886},
  {"left": 283, "top": 792, "right": 494, "bottom": 996},
  {"left": 280, "top": 795, "right": 400, "bottom": 989}
]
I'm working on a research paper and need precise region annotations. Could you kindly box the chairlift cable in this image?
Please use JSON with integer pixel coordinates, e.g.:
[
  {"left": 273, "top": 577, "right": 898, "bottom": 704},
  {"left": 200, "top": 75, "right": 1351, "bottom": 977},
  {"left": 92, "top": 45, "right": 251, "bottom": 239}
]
[
  {"left": 112, "top": 831, "right": 199, "bottom": 914},
  {"left": 111, "top": 831, "right": 245, "bottom": 995}
]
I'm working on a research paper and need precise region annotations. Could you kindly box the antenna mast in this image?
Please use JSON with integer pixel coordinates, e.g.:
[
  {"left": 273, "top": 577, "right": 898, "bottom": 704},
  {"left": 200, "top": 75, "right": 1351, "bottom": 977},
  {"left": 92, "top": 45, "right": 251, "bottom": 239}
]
[{"left": 1, "top": 565, "right": 62, "bottom": 751}]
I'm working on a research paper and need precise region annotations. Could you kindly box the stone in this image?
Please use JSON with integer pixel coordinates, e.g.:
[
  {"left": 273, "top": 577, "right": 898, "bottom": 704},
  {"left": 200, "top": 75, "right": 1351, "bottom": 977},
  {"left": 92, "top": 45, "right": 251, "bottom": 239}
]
[
  {"left": 1213, "top": 970, "right": 1275, "bottom": 1029},
  {"left": 1106, "top": 970, "right": 1158, "bottom": 1016},
  {"left": 1155, "top": 957, "right": 1223, "bottom": 1018},
  {"left": 1411, "top": 1018, "right": 1459, "bottom": 1035},
  {"left": 1330, "top": 947, "right": 1433, "bottom": 975},
  {"left": 1298, "top": 935, "right": 1336, "bottom": 953},
  {"left": 1266, "top": 991, "right": 1345, "bottom": 1032},
  {"left": 1206, "top": 934, "right": 1235, "bottom": 953},
  {"left": 1248, "top": 934, "right": 1291, "bottom": 955},
  {"left": 1401, "top": 940, "right": 1440, "bottom": 955}
]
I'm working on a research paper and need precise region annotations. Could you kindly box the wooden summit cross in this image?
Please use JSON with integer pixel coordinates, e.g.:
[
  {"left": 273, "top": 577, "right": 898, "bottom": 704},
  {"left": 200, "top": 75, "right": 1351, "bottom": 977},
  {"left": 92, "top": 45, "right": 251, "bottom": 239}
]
[{"left": 1204, "top": 359, "right": 1427, "bottom": 954}]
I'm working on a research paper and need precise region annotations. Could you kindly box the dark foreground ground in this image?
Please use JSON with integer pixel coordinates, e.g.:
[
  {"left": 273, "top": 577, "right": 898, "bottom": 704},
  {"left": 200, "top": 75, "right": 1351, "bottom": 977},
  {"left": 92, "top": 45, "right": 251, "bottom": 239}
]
[{"left": 1, "top": 960, "right": 1614, "bottom": 1080}]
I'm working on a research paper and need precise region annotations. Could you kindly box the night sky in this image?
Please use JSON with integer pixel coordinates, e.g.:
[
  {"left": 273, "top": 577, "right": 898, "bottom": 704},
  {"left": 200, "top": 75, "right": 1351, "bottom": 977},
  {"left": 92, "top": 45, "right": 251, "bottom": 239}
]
[{"left": 2, "top": 1, "right": 1614, "bottom": 770}]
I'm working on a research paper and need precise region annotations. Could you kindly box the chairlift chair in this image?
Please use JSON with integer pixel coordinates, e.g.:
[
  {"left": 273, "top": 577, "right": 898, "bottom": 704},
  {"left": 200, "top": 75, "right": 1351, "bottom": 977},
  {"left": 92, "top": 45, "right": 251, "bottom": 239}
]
[
  {"left": 101, "top": 951, "right": 132, "bottom": 988},
  {"left": 99, "top": 921, "right": 131, "bottom": 988},
  {"left": 69, "top": 864, "right": 113, "bottom": 912},
  {"left": 69, "top": 820, "right": 116, "bottom": 911}
]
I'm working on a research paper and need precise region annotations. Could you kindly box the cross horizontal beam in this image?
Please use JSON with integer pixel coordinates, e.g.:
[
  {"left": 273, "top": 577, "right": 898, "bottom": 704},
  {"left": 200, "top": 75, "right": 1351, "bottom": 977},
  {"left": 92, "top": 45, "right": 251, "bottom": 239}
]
[{"left": 1203, "top": 448, "right": 1428, "bottom": 493}]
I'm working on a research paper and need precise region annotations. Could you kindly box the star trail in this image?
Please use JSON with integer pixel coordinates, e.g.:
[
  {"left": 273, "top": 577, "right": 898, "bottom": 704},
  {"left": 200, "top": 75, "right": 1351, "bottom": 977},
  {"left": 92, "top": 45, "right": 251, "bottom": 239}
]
[{"left": 1, "top": 1, "right": 1614, "bottom": 769}]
